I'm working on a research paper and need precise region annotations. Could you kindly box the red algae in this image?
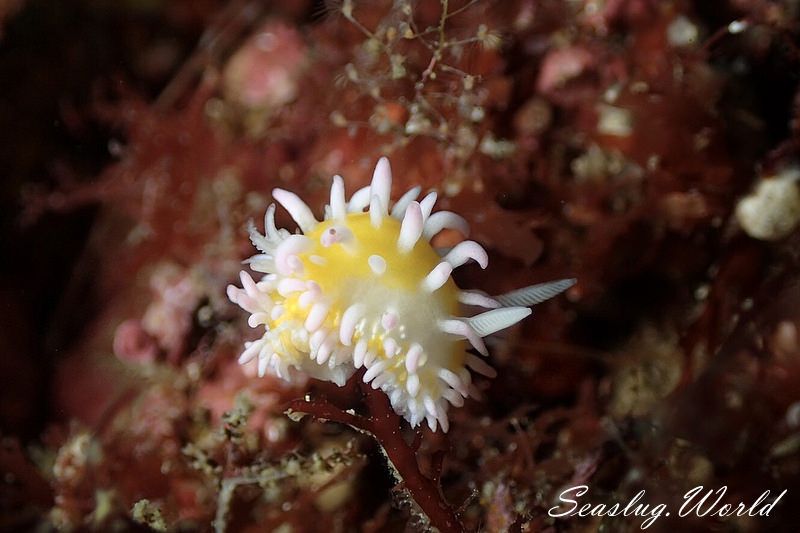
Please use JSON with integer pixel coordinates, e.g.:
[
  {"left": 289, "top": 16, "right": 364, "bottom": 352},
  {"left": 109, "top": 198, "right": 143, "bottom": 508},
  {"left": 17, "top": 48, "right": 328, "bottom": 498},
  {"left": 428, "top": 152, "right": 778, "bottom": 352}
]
[{"left": 2, "top": 0, "right": 800, "bottom": 531}]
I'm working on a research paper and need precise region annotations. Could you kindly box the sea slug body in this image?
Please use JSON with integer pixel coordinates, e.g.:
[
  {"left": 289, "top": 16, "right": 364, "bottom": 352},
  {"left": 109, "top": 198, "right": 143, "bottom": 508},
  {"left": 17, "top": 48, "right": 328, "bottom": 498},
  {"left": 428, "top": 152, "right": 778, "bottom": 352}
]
[{"left": 228, "top": 158, "right": 567, "bottom": 432}]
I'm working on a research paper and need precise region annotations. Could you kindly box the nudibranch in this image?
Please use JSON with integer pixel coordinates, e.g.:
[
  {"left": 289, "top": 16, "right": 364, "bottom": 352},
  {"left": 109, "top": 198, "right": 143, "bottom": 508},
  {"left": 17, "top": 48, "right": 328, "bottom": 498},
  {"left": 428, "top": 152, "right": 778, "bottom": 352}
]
[{"left": 228, "top": 158, "right": 573, "bottom": 432}]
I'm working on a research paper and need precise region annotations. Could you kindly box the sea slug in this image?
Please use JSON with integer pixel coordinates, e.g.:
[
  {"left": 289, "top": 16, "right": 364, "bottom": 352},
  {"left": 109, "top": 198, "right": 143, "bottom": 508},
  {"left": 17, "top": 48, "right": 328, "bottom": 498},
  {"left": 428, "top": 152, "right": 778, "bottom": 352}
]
[{"left": 228, "top": 158, "right": 572, "bottom": 431}]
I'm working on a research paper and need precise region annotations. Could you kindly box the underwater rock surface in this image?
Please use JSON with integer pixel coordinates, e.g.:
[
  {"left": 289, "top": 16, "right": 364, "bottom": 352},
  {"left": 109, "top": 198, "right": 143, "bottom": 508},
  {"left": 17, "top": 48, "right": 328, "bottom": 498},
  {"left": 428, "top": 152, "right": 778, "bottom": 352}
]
[{"left": 1, "top": 0, "right": 799, "bottom": 531}]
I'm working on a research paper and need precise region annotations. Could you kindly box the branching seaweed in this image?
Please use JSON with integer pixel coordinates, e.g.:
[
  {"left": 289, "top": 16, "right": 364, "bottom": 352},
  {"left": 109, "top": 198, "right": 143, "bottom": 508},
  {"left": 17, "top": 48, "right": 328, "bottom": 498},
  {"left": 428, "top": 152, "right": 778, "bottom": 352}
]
[
  {"left": 287, "top": 371, "right": 465, "bottom": 533},
  {"left": 330, "top": 0, "right": 513, "bottom": 184}
]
